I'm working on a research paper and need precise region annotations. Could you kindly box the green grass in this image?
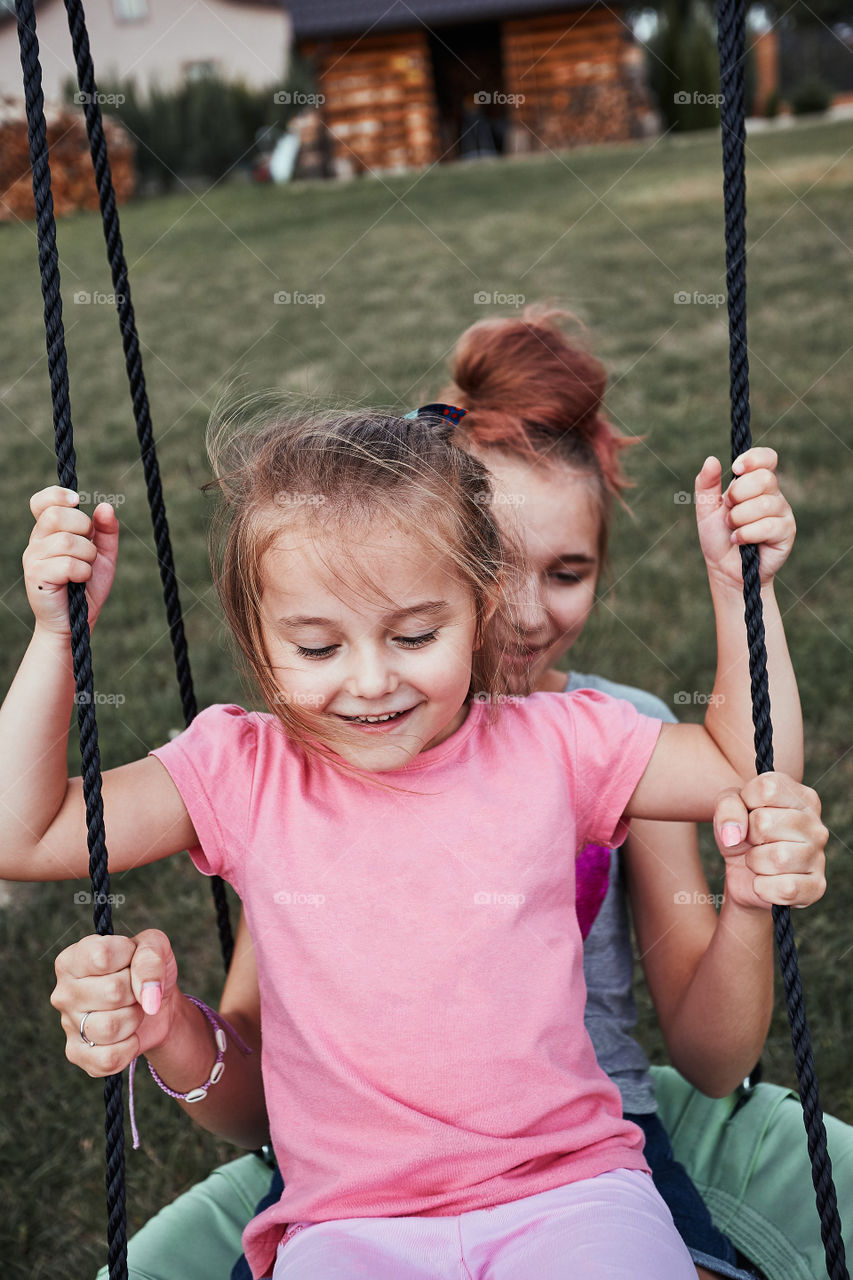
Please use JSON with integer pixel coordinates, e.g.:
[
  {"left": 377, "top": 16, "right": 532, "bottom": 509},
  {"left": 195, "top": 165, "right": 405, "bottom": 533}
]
[{"left": 1, "top": 120, "right": 852, "bottom": 1275}]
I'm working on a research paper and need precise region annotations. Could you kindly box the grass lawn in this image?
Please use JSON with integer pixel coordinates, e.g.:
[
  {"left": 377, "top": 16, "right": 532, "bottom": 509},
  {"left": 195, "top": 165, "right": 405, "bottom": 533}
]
[{"left": 1, "top": 118, "right": 852, "bottom": 1276}]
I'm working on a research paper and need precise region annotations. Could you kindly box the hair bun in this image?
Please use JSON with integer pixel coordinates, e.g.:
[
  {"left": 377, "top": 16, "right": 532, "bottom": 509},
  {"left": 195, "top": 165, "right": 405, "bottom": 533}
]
[{"left": 440, "top": 305, "right": 639, "bottom": 504}]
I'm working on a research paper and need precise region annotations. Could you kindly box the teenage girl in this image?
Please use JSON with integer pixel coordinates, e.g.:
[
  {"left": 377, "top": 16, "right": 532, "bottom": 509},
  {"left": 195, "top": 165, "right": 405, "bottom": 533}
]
[{"left": 7, "top": 403, "right": 812, "bottom": 1279}]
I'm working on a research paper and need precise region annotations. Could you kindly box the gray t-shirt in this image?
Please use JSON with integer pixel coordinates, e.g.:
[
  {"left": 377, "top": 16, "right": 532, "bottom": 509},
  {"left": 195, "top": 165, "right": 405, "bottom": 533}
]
[{"left": 566, "top": 670, "right": 678, "bottom": 1116}]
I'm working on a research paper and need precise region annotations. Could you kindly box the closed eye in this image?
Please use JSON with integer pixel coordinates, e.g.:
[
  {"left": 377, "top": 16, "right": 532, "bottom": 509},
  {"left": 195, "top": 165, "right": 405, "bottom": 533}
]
[
  {"left": 294, "top": 631, "right": 438, "bottom": 660},
  {"left": 396, "top": 630, "right": 437, "bottom": 649},
  {"left": 295, "top": 643, "right": 337, "bottom": 659}
]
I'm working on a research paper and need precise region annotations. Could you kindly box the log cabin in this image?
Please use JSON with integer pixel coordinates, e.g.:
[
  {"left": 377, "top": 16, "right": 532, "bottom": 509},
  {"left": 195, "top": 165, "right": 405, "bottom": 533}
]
[{"left": 288, "top": 0, "right": 654, "bottom": 175}]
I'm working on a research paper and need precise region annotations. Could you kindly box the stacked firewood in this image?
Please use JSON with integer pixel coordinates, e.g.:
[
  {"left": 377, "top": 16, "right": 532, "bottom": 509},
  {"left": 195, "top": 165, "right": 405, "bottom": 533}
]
[
  {"left": 503, "top": 12, "right": 648, "bottom": 150},
  {"left": 303, "top": 31, "right": 440, "bottom": 175},
  {"left": 0, "top": 95, "right": 134, "bottom": 224}
]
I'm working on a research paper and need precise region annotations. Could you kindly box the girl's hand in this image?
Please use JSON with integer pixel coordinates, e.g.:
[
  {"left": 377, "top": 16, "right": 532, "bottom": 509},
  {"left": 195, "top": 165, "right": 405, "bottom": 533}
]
[
  {"left": 713, "top": 774, "right": 827, "bottom": 911},
  {"left": 23, "top": 487, "right": 120, "bottom": 638},
  {"left": 50, "top": 930, "right": 179, "bottom": 1078},
  {"left": 694, "top": 448, "right": 795, "bottom": 589}
]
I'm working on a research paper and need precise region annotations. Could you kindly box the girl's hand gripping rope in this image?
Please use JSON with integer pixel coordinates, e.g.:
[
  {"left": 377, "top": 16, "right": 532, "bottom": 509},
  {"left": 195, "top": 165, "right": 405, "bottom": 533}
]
[
  {"left": 713, "top": 774, "right": 828, "bottom": 911},
  {"left": 23, "top": 487, "right": 119, "bottom": 636},
  {"left": 51, "top": 930, "right": 180, "bottom": 1079},
  {"left": 694, "top": 448, "right": 795, "bottom": 591}
]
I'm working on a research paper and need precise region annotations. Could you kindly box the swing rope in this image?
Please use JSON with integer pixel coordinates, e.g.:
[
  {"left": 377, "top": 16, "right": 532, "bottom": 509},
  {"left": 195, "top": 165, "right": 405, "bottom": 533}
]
[
  {"left": 13, "top": 0, "right": 848, "bottom": 1275},
  {"left": 15, "top": 4, "right": 127, "bottom": 1275},
  {"left": 716, "top": 0, "right": 847, "bottom": 1275},
  {"left": 15, "top": 0, "right": 234, "bottom": 975},
  {"left": 58, "top": 0, "right": 234, "bottom": 975}
]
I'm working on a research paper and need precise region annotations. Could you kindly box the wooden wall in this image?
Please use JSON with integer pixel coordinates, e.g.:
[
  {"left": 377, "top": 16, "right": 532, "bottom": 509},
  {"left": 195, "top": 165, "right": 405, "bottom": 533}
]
[
  {"left": 301, "top": 30, "right": 441, "bottom": 175},
  {"left": 503, "top": 9, "right": 644, "bottom": 150},
  {"left": 0, "top": 97, "right": 134, "bottom": 223},
  {"left": 300, "top": 9, "right": 648, "bottom": 175}
]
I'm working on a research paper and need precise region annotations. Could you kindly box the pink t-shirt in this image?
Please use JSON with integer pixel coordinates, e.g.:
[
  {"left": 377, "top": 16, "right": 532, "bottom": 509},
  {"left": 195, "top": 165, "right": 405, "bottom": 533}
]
[{"left": 152, "top": 689, "right": 661, "bottom": 1279}]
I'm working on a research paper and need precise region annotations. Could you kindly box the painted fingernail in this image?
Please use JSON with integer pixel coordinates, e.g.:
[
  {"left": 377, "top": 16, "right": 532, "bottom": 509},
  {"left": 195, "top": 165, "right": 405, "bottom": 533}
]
[
  {"left": 140, "top": 982, "right": 162, "bottom": 1016},
  {"left": 721, "top": 823, "right": 743, "bottom": 847}
]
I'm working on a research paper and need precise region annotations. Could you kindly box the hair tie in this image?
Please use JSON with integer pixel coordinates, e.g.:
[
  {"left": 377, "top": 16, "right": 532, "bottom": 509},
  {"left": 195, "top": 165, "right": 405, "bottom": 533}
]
[
  {"left": 403, "top": 403, "right": 468, "bottom": 444},
  {"left": 414, "top": 403, "right": 468, "bottom": 426}
]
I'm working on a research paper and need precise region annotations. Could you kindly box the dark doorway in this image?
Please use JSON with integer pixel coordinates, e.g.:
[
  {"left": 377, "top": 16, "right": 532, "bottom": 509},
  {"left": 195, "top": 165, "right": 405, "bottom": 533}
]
[{"left": 428, "top": 22, "right": 510, "bottom": 160}]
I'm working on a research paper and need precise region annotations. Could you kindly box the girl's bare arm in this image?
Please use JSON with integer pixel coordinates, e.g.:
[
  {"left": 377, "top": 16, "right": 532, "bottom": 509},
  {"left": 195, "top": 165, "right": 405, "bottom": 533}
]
[{"left": 0, "top": 488, "right": 195, "bottom": 879}]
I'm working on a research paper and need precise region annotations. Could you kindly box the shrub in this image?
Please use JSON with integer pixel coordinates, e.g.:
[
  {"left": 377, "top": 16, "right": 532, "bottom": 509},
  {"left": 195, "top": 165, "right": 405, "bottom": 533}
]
[
  {"left": 63, "top": 57, "right": 319, "bottom": 191},
  {"left": 763, "top": 87, "right": 782, "bottom": 118},
  {"left": 790, "top": 78, "right": 833, "bottom": 115},
  {"left": 644, "top": 0, "right": 756, "bottom": 132},
  {"left": 646, "top": 3, "right": 720, "bottom": 131}
]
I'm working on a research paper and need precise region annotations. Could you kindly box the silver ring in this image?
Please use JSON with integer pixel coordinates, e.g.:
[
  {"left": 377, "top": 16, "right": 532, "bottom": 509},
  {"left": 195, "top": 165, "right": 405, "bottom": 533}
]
[{"left": 79, "top": 1011, "right": 96, "bottom": 1048}]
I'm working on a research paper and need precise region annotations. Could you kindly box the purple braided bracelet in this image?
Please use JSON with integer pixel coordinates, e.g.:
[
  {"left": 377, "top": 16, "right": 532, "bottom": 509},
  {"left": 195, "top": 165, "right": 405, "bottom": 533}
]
[{"left": 128, "top": 995, "right": 252, "bottom": 1149}]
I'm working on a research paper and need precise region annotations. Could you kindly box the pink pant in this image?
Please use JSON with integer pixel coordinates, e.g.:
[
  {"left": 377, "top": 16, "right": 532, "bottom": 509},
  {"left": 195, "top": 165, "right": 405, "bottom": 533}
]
[{"left": 271, "top": 1169, "right": 697, "bottom": 1279}]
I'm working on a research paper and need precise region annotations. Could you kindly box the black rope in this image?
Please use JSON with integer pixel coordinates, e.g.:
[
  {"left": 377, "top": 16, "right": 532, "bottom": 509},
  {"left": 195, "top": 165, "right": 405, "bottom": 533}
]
[
  {"left": 14, "top": 0, "right": 847, "bottom": 1274},
  {"left": 61, "top": 0, "right": 233, "bottom": 974},
  {"left": 716, "top": 1, "right": 847, "bottom": 1275},
  {"left": 15, "top": 2, "right": 127, "bottom": 1276}
]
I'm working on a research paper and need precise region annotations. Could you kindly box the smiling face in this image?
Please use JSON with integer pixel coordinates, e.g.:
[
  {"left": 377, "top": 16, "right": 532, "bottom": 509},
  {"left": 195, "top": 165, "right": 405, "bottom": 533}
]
[
  {"left": 257, "top": 514, "right": 480, "bottom": 772},
  {"left": 480, "top": 451, "right": 602, "bottom": 694}
]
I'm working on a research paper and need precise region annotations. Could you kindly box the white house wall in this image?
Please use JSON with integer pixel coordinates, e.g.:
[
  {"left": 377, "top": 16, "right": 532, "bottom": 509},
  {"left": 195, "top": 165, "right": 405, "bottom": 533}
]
[{"left": 1, "top": 0, "right": 291, "bottom": 104}]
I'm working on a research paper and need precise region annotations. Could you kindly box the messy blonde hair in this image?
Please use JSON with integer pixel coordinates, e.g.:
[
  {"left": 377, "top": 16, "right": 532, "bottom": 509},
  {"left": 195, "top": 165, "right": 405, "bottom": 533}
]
[{"left": 205, "top": 398, "right": 524, "bottom": 771}]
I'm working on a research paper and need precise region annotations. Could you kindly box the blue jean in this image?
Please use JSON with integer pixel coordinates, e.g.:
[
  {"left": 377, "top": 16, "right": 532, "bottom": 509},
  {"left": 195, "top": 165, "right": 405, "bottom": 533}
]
[
  {"left": 232, "top": 1166, "right": 284, "bottom": 1280},
  {"left": 629, "top": 1111, "right": 760, "bottom": 1279}
]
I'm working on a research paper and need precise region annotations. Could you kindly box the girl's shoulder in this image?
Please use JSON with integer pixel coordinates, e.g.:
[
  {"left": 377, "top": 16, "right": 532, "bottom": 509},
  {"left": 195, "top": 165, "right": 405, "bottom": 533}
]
[
  {"left": 498, "top": 687, "right": 663, "bottom": 763},
  {"left": 173, "top": 702, "right": 273, "bottom": 731},
  {"left": 563, "top": 672, "right": 678, "bottom": 725},
  {"left": 158, "top": 703, "right": 281, "bottom": 758}
]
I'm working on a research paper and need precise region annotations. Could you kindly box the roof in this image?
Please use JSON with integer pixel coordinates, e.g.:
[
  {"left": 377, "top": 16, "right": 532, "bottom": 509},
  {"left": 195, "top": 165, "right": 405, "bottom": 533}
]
[{"left": 289, "top": 0, "right": 624, "bottom": 41}]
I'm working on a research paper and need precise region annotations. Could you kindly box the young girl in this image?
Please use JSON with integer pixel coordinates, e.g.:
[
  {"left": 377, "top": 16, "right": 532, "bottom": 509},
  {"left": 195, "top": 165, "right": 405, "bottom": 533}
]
[
  {"left": 5, "top": 404, "right": 809, "bottom": 1279},
  {"left": 52, "top": 310, "right": 836, "bottom": 1280}
]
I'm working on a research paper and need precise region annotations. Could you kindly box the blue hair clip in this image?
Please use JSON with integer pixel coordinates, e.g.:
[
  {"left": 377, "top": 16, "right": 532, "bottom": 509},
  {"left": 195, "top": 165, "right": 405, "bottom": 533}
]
[{"left": 405, "top": 403, "right": 468, "bottom": 425}]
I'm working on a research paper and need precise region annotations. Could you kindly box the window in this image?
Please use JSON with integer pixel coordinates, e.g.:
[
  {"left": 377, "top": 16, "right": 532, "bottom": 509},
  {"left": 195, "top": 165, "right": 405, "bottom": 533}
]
[
  {"left": 184, "top": 60, "right": 220, "bottom": 83},
  {"left": 113, "top": 0, "right": 149, "bottom": 21}
]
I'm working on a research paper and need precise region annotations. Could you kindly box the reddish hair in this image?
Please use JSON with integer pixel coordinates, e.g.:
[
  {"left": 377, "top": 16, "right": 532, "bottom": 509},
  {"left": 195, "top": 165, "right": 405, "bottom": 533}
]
[{"left": 440, "top": 304, "right": 641, "bottom": 563}]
